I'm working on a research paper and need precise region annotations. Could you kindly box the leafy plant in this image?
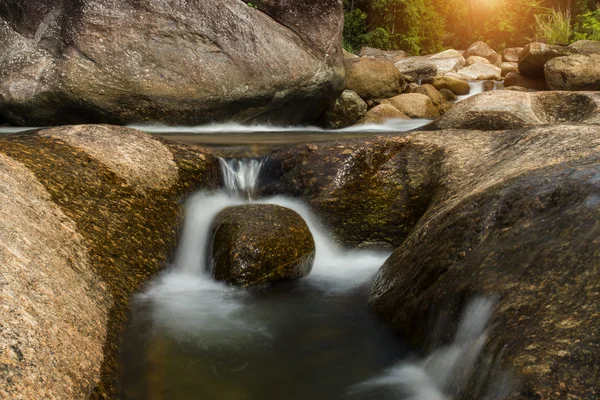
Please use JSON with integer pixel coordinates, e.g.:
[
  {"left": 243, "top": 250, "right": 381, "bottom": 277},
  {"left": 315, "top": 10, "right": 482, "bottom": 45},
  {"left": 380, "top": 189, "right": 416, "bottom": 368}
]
[
  {"left": 573, "top": 7, "right": 600, "bottom": 40},
  {"left": 534, "top": 8, "right": 572, "bottom": 44}
]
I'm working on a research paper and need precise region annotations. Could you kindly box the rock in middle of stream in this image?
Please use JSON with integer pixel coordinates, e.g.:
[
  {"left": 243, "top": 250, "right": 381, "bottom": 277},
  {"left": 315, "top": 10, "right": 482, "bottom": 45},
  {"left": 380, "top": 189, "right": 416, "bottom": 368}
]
[{"left": 208, "top": 204, "right": 316, "bottom": 286}]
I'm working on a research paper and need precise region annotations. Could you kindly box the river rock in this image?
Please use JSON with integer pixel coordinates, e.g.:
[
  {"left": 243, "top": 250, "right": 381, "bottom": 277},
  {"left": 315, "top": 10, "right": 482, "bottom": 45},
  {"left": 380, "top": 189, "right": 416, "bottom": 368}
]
[
  {"left": 0, "top": 0, "right": 344, "bottom": 126},
  {"left": 394, "top": 57, "right": 439, "bottom": 80},
  {"left": 427, "top": 49, "right": 466, "bottom": 73},
  {"left": 0, "top": 124, "right": 220, "bottom": 399},
  {"left": 343, "top": 49, "right": 359, "bottom": 59},
  {"left": 569, "top": 39, "right": 600, "bottom": 55},
  {"left": 504, "top": 72, "right": 547, "bottom": 90},
  {"left": 358, "top": 47, "right": 407, "bottom": 61},
  {"left": 209, "top": 204, "right": 315, "bottom": 286},
  {"left": 357, "top": 104, "right": 410, "bottom": 125},
  {"left": 412, "top": 84, "right": 446, "bottom": 107},
  {"left": 345, "top": 58, "right": 405, "bottom": 100},
  {"left": 500, "top": 61, "right": 519, "bottom": 76},
  {"left": 260, "top": 138, "right": 441, "bottom": 248},
  {"left": 422, "top": 76, "right": 470, "bottom": 96},
  {"left": 439, "top": 88, "right": 457, "bottom": 101},
  {"left": 369, "top": 123, "right": 600, "bottom": 399},
  {"left": 386, "top": 93, "right": 439, "bottom": 119},
  {"left": 464, "top": 41, "right": 502, "bottom": 66},
  {"left": 320, "top": 90, "right": 368, "bottom": 129},
  {"left": 518, "top": 42, "right": 579, "bottom": 78},
  {"left": 456, "top": 62, "right": 502, "bottom": 80},
  {"left": 503, "top": 47, "right": 524, "bottom": 62},
  {"left": 466, "top": 55, "right": 491, "bottom": 66},
  {"left": 544, "top": 54, "right": 600, "bottom": 91},
  {"left": 427, "top": 90, "right": 600, "bottom": 130}
]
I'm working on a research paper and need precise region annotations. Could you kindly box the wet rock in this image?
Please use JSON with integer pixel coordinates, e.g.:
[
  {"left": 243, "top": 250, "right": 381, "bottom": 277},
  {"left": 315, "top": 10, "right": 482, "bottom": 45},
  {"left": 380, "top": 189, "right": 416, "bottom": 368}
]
[
  {"left": 503, "top": 47, "right": 524, "bottom": 62},
  {"left": 518, "top": 42, "right": 579, "bottom": 78},
  {"left": 0, "top": 0, "right": 344, "bottom": 126},
  {"left": 423, "top": 76, "right": 470, "bottom": 95},
  {"left": 345, "top": 58, "right": 405, "bottom": 100},
  {"left": 439, "top": 88, "right": 457, "bottom": 101},
  {"left": 427, "top": 91, "right": 600, "bottom": 130},
  {"left": 482, "top": 80, "right": 495, "bottom": 92},
  {"left": 0, "top": 124, "right": 220, "bottom": 399},
  {"left": 504, "top": 72, "right": 547, "bottom": 90},
  {"left": 386, "top": 93, "right": 439, "bottom": 119},
  {"left": 456, "top": 62, "right": 502, "bottom": 80},
  {"left": 500, "top": 61, "right": 519, "bottom": 76},
  {"left": 209, "top": 204, "right": 315, "bottom": 286},
  {"left": 369, "top": 123, "right": 600, "bottom": 400},
  {"left": 394, "top": 57, "right": 438, "bottom": 80},
  {"left": 464, "top": 41, "right": 502, "bottom": 66},
  {"left": 357, "top": 104, "right": 410, "bottom": 125},
  {"left": 544, "top": 54, "right": 600, "bottom": 91},
  {"left": 319, "top": 90, "right": 368, "bottom": 129},
  {"left": 260, "top": 138, "right": 442, "bottom": 248}
]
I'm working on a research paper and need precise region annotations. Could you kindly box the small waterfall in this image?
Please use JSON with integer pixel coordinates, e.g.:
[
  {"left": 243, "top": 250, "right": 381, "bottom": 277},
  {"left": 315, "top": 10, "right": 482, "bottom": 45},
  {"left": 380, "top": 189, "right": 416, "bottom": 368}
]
[
  {"left": 456, "top": 80, "right": 503, "bottom": 102},
  {"left": 219, "top": 157, "right": 264, "bottom": 199},
  {"left": 350, "top": 297, "right": 512, "bottom": 400}
]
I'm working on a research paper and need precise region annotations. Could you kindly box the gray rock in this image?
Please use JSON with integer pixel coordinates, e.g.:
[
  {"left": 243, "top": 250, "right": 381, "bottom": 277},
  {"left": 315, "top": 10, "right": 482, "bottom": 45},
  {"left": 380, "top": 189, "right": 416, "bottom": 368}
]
[
  {"left": 545, "top": 54, "right": 600, "bottom": 91},
  {"left": 500, "top": 61, "right": 519, "bottom": 76},
  {"left": 569, "top": 40, "right": 600, "bottom": 55},
  {"left": 0, "top": 0, "right": 345, "bottom": 126},
  {"left": 394, "top": 57, "right": 438, "bottom": 80},
  {"left": 357, "top": 104, "right": 410, "bottom": 125},
  {"left": 503, "top": 47, "right": 524, "bottom": 62}
]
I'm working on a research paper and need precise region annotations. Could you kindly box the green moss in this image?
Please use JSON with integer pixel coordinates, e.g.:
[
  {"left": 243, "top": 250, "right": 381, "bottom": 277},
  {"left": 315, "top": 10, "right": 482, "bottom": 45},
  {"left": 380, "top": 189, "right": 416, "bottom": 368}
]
[{"left": 0, "top": 134, "right": 220, "bottom": 399}]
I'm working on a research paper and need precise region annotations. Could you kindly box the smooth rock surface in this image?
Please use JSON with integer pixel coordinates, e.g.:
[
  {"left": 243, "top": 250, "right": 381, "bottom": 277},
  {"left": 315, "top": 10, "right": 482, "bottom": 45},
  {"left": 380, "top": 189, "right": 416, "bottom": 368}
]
[
  {"left": 545, "top": 54, "right": 600, "bottom": 91},
  {"left": 456, "top": 62, "right": 502, "bottom": 80},
  {"left": 386, "top": 93, "right": 439, "bottom": 119},
  {"left": 0, "top": 0, "right": 345, "bottom": 126},
  {"left": 394, "top": 57, "right": 438, "bottom": 80},
  {"left": 209, "top": 204, "right": 315, "bottom": 286},
  {"left": 464, "top": 41, "right": 502, "bottom": 65},
  {"left": 500, "top": 61, "right": 519, "bottom": 76},
  {"left": 357, "top": 104, "right": 410, "bottom": 125},
  {"left": 423, "top": 76, "right": 470, "bottom": 95},
  {"left": 518, "top": 42, "right": 579, "bottom": 78},
  {"left": 504, "top": 72, "right": 547, "bottom": 90},
  {"left": 319, "top": 90, "right": 368, "bottom": 129},
  {"left": 503, "top": 47, "right": 524, "bottom": 62},
  {"left": 345, "top": 58, "right": 405, "bottom": 100}
]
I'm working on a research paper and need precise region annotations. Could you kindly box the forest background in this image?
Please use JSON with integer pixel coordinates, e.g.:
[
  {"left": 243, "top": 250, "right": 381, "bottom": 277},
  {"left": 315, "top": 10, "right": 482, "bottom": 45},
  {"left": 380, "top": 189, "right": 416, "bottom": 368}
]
[{"left": 342, "top": 0, "right": 600, "bottom": 54}]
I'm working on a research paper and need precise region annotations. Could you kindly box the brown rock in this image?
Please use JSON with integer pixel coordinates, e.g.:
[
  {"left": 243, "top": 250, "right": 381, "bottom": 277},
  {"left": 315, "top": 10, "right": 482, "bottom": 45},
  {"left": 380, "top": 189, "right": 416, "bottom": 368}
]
[
  {"left": 504, "top": 72, "right": 547, "bottom": 90},
  {"left": 357, "top": 104, "right": 410, "bottom": 125},
  {"left": 422, "top": 76, "right": 470, "bottom": 96},
  {"left": 569, "top": 40, "right": 600, "bottom": 55},
  {"left": 503, "top": 47, "right": 524, "bottom": 62},
  {"left": 387, "top": 93, "right": 440, "bottom": 119},
  {"left": 358, "top": 47, "right": 406, "bottom": 61},
  {"left": 464, "top": 41, "right": 502, "bottom": 66},
  {"left": 456, "top": 63, "right": 502, "bottom": 80},
  {"left": 209, "top": 204, "right": 315, "bottom": 286},
  {"left": 439, "top": 88, "right": 458, "bottom": 101},
  {"left": 319, "top": 90, "right": 368, "bottom": 129},
  {"left": 345, "top": 58, "right": 405, "bottom": 100},
  {"left": 518, "top": 42, "right": 579, "bottom": 78},
  {"left": 394, "top": 57, "right": 438, "bottom": 80},
  {"left": 501, "top": 61, "right": 519, "bottom": 76},
  {"left": 545, "top": 54, "right": 600, "bottom": 91},
  {"left": 412, "top": 84, "right": 446, "bottom": 107},
  {"left": 466, "top": 55, "right": 491, "bottom": 66}
]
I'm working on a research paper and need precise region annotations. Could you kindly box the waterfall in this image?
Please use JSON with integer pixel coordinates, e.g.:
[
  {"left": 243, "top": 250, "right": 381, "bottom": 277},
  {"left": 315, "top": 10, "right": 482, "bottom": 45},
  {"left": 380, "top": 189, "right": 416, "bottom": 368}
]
[
  {"left": 350, "top": 297, "right": 512, "bottom": 400},
  {"left": 456, "top": 80, "right": 502, "bottom": 101},
  {"left": 219, "top": 157, "right": 264, "bottom": 199}
]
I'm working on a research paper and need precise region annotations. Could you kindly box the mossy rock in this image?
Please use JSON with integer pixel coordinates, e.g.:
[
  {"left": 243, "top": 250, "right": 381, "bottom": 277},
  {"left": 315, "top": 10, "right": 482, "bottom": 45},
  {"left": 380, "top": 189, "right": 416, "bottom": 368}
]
[{"left": 209, "top": 204, "right": 315, "bottom": 286}]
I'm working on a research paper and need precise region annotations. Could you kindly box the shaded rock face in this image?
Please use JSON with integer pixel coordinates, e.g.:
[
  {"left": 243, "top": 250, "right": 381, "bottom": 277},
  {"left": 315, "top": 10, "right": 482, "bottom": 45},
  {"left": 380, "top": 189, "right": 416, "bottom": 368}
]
[
  {"left": 518, "top": 42, "right": 579, "bottom": 78},
  {"left": 428, "top": 90, "right": 600, "bottom": 130},
  {"left": 319, "top": 90, "right": 367, "bottom": 129},
  {"left": 0, "top": 125, "right": 221, "bottom": 399},
  {"left": 209, "top": 204, "right": 315, "bottom": 286},
  {"left": 504, "top": 72, "right": 547, "bottom": 90},
  {"left": 394, "top": 57, "right": 438, "bottom": 80},
  {"left": 545, "top": 54, "right": 600, "bottom": 91},
  {"left": 0, "top": 0, "right": 344, "bottom": 126},
  {"left": 260, "top": 138, "right": 442, "bottom": 248},
  {"left": 345, "top": 57, "right": 405, "bottom": 100},
  {"left": 369, "top": 124, "right": 600, "bottom": 400}
]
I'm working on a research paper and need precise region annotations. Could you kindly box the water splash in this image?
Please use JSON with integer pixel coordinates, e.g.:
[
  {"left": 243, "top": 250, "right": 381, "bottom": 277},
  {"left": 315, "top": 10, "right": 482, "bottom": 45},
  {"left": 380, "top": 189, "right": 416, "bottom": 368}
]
[
  {"left": 219, "top": 158, "right": 264, "bottom": 200},
  {"left": 350, "top": 297, "right": 511, "bottom": 400},
  {"left": 456, "top": 81, "right": 503, "bottom": 101}
]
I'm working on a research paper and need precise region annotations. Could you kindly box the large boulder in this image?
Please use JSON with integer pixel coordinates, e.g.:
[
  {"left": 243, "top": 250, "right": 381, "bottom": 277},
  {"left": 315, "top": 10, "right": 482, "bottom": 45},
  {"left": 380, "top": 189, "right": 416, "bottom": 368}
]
[
  {"left": 464, "top": 41, "right": 501, "bottom": 65},
  {"left": 357, "top": 104, "right": 410, "bottom": 125},
  {"left": 569, "top": 39, "right": 600, "bottom": 55},
  {"left": 518, "top": 42, "right": 579, "bottom": 78},
  {"left": 345, "top": 58, "right": 405, "bottom": 100},
  {"left": 544, "top": 54, "right": 600, "bottom": 91},
  {"left": 423, "top": 76, "right": 470, "bottom": 95},
  {"left": 504, "top": 72, "right": 547, "bottom": 90},
  {"left": 209, "top": 204, "right": 315, "bottom": 286},
  {"left": 500, "top": 61, "right": 519, "bottom": 77},
  {"left": 427, "top": 91, "right": 600, "bottom": 130},
  {"left": 0, "top": 124, "right": 220, "bottom": 399},
  {"left": 0, "top": 0, "right": 345, "bottom": 126},
  {"left": 427, "top": 49, "right": 466, "bottom": 74},
  {"left": 319, "top": 90, "right": 368, "bottom": 129},
  {"left": 260, "top": 138, "right": 441, "bottom": 248},
  {"left": 466, "top": 55, "right": 490, "bottom": 66},
  {"left": 503, "top": 47, "right": 524, "bottom": 62},
  {"left": 369, "top": 124, "right": 600, "bottom": 399},
  {"left": 358, "top": 47, "right": 406, "bottom": 61},
  {"left": 386, "top": 93, "right": 439, "bottom": 119}
]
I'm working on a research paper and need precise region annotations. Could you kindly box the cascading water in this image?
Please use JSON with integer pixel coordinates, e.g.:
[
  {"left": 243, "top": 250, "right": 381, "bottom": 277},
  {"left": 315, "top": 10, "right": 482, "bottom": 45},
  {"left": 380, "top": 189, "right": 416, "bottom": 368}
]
[
  {"left": 456, "top": 80, "right": 504, "bottom": 101},
  {"left": 118, "top": 158, "right": 508, "bottom": 400}
]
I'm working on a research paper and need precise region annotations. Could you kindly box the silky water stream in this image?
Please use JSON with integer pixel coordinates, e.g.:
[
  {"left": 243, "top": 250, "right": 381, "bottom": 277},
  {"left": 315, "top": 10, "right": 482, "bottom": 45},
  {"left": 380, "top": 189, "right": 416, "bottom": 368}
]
[{"left": 118, "top": 159, "right": 502, "bottom": 400}]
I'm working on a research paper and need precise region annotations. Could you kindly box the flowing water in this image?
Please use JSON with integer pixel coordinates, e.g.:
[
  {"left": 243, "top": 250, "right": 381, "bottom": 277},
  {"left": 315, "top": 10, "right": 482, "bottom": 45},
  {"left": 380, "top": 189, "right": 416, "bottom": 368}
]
[{"left": 117, "top": 159, "right": 504, "bottom": 400}]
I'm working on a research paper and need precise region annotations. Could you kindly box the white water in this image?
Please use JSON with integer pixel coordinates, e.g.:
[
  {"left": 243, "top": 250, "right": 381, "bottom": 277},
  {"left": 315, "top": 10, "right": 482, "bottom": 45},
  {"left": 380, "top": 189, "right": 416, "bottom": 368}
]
[
  {"left": 351, "top": 297, "right": 511, "bottom": 400},
  {"left": 456, "top": 80, "right": 503, "bottom": 101},
  {"left": 128, "top": 119, "right": 431, "bottom": 134}
]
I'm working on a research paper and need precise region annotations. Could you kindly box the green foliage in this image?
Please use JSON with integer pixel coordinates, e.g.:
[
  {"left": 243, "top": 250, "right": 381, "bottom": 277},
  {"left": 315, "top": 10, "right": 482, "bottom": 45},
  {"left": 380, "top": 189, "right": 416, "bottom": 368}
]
[
  {"left": 343, "top": 8, "right": 369, "bottom": 50},
  {"left": 573, "top": 8, "right": 600, "bottom": 40},
  {"left": 246, "top": 2, "right": 258, "bottom": 8},
  {"left": 535, "top": 8, "right": 572, "bottom": 44}
]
